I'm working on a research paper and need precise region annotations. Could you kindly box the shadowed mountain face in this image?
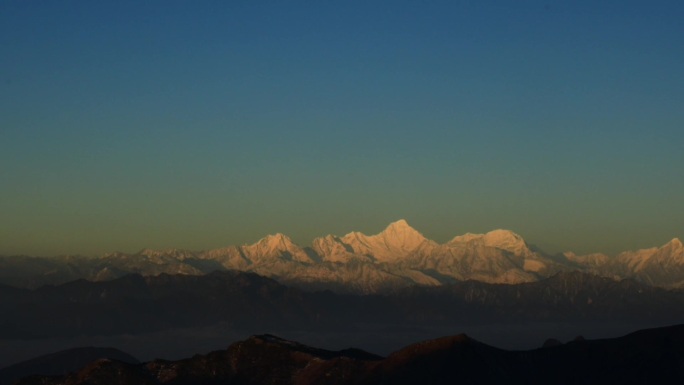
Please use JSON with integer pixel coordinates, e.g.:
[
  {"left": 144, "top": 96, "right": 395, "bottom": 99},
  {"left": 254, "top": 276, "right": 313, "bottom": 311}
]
[
  {"left": 0, "top": 271, "right": 329, "bottom": 339},
  {"left": 2, "top": 271, "right": 684, "bottom": 342},
  {"left": 0, "top": 347, "right": 138, "bottom": 385},
  {"left": 2, "top": 220, "right": 684, "bottom": 292},
  {"left": 15, "top": 324, "right": 684, "bottom": 385}
]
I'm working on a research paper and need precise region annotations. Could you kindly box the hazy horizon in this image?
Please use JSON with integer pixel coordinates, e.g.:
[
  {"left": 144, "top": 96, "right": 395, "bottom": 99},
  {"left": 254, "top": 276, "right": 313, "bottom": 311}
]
[{"left": 2, "top": 1, "right": 682, "bottom": 257}]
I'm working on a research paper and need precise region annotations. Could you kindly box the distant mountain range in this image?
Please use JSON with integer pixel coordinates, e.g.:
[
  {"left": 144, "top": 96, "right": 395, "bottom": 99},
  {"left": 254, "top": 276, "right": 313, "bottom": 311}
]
[
  {"left": 14, "top": 324, "right": 684, "bottom": 385},
  {"left": 2, "top": 220, "right": 683, "bottom": 292}
]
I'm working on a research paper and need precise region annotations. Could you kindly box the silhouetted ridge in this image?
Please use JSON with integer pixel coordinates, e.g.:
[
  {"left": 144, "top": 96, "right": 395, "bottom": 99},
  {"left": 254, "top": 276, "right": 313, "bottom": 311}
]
[
  {"left": 372, "top": 334, "right": 522, "bottom": 385},
  {"left": 542, "top": 338, "right": 562, "bottom": 348},
  {"left": 17, "top": 324, "right": 684, "bottom": 384},
  {"left": 246, "top": 334, "right": 382, "bottom": 361},
  {"left": 0, "top": 347, "right": 138, "bottom": 385}
]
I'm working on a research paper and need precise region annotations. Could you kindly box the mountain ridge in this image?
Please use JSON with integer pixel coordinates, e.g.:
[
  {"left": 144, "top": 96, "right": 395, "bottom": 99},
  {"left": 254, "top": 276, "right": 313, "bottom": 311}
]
[
  {"left": 14, "top": 324, "right": 684, "bottom": 385},
  {"left": 1, "top": 219, "right": 683, "bottom": 292}
]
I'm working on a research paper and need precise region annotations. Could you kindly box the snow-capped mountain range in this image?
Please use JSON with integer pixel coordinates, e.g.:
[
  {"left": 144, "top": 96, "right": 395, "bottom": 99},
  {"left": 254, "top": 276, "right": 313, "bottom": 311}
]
[{"left": 1, "top": 219, "right": 683, "bottom": 292}]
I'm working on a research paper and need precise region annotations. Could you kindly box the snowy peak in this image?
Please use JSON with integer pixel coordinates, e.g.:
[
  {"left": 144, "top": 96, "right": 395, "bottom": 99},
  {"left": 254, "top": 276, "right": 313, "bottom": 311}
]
[
  {"left": 243, "top": 233, "right": 314, "bottom": 263},
  {"left": 370, "top": 219, "right": 427, "bottom": 254},
  {"left": 340, "top": 231, "right": 370, "bottom": 246},
  {"left": 247, "top": 233, "right": 298, "bottom": 253},
  {"left": 656, "top": 238, "right": 684, "bottom": 264},
  {"left": 312, "top": 234, "right": 342, "bottom": 247},
  {"left": 563, "top": 251, "right": 610, "bottom": 267},
  {"left": 614, "top": 237, "right": 684, "bottom": 276},
  {"left": 483, "top": 229, "right": 528, "bottom": 251},
  {"left": 664, "top": 238, "right": 683, "bottom": 251},
  {"left": 336, "top": 220, "right": 428, "bottom": 262},
  {"left": 311, "top": 234, "right": 366, "bottom": 263},
  {"left": 384, "top": 219, "right": 412, "bottom": 232},
  {"left": 448, "top": 229, "right": 527, "bottom": 251},
  {"left": 449, "top": 233, "right": 482, "bottom": 244},
  {"left": 339, "top": 231, "right": 375, "bottom": 258},
  {"left": 312, "top": 234, "right": 348, "bottom": 255},
  {"left": 376, "top": 219, "right": 427, "bottom": 248},
  {"left": 262, "top": 233, "right": 294, "bottom": 247},
  {"left": 445, "top": 229, "right": 537, "bottom": 267}
]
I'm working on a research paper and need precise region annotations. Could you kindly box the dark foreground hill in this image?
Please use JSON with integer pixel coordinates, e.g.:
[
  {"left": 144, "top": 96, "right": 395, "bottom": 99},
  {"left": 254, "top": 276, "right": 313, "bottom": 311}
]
[
  {"left": 16, "top": 324, "right": 684, "bottom": 385},
  {"left": 0, "top": 347, "right": 138, "bottom": 385}
]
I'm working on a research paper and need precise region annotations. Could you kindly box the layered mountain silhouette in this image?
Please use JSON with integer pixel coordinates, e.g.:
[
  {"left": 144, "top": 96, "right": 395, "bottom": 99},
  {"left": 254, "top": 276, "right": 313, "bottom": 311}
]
[
  {"left": 1, "top": 220, "right": 683, "bottom": 292},
  {"left": 14, "top": 324, "right": 684, "bottom": 385},
  {"left": 2, "top": 270, "right": 683, "bottom": 340},
  {"left": 0, "top": 347, "right": 138, "bottom": 385}
]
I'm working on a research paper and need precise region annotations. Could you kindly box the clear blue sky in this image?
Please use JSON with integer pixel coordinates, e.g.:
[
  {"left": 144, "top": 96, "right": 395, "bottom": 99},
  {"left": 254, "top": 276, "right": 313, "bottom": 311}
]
[{"left": 1, "top": 1, "right": 682, "bottom": 257}]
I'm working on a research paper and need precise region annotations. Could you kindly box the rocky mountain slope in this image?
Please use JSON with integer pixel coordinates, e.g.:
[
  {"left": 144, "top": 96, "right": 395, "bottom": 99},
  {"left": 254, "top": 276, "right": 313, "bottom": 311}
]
[
  {"left": 15, "top": 324, "right": 684, "bottom": 385},
  {"left": 1, "top": 220, "right": 682, "bottom": 292}
]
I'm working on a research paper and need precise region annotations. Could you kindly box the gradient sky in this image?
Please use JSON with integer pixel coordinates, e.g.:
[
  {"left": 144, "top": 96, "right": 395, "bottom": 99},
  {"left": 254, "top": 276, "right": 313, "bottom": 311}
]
[{"left": 1, "top": 1, "right": 683, "bottom": 257}]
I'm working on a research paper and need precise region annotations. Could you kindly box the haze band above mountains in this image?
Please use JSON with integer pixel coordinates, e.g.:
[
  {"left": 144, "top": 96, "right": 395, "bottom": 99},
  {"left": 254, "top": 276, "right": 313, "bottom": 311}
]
[{"left": 2, "top": 220, "right": 682, "bottom": 292}]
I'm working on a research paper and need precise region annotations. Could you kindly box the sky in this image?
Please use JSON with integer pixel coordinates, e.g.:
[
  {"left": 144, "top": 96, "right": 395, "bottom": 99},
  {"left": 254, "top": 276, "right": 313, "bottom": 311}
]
[{"left": 1, "top": 1, "right": 683, "bottom": 257}]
